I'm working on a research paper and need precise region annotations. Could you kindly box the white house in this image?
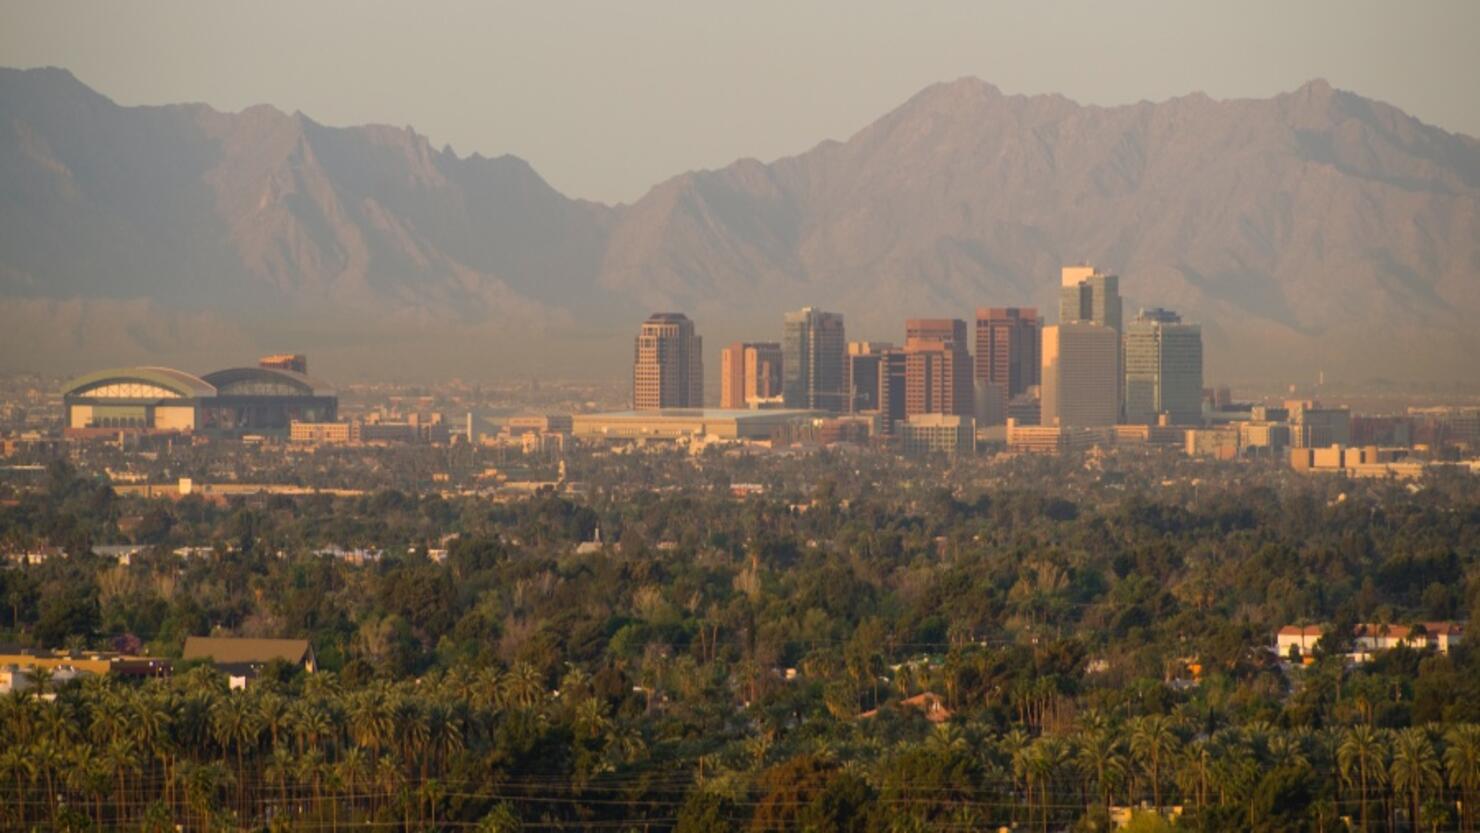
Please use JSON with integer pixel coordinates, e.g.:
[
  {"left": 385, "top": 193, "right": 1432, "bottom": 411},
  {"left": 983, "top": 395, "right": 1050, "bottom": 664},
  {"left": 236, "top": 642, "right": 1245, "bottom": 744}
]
[{"left": 1276, "top": 625, "right": 1326, "bottom": 658}]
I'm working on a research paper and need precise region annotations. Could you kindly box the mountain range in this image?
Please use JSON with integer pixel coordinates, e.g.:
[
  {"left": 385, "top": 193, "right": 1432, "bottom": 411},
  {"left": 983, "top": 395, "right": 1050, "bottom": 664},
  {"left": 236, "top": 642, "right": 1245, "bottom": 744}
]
[{"left": 2, "top": 67, "right": 1477, "bottom": 385}]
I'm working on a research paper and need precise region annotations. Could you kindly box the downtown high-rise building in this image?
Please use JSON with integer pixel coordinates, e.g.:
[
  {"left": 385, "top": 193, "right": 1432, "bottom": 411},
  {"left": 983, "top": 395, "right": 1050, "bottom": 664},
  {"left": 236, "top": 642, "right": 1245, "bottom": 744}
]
[
  {"left": 975, "top": 307, "right": 1040, "bottom": 408},
  {"left": 719, "top": 341, "right": 783, "bottom": 409},
  {"left": 783, "top": 307, "right": 847, "bottom": 412},
  {"left": 845, "top": 342, "right": 891, "bottom": 413},
  {"left": 1041, "top": 322, "right": 1120, "bottom": 427},
  {"left": 1059, "top": 265, "right": 1123, "bottom": 335},
  {"left": 904, "top": 319, "right": 974, "bottom": 418},
  {"left": 633, "top": 313, "right": 703, "bottom": 410},
  {"left": 846, "top": 341, "right": 908, "bottom": 431},
  {"left": 1123, "top": 308, "right": 1204, "bottom": 425},
  {"left": 1059, "top": 265, "right": 1124, "bottom": 417}
]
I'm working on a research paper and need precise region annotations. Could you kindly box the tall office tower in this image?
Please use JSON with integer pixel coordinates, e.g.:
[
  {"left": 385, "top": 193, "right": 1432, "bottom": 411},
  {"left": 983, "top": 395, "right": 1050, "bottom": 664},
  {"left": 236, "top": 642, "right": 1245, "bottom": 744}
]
[
  {"left": 1059, "top": 266, "right": 1124, "bottom": 416},
  {"left": 878, "top": 349, "right": 909, "bottom": 432},
  {"left": 975, "top": 306, "right": 1040, "bottom": 397},
  {"left": 1058, "top": 266, "right": 1123, "bottom": 334},
  {"left": 846, "top": 341, "right": 894, "bottom": 412},
  {"left": 1123, "top": 308, "right": 1204, "bottom": 425},
  {"left": 720, "top": 342, "right": 783, "bottom": 409},
  {"left": 1041, "top": 323, "right": 1120, "bottom": 427},
  {"left": 633, "top": 313, "right": 703, "bottom": 410},
  {"left": 904, "top": 319, "right": 974, "bottom": 418},
  {"left": 783, "top": 307, "right": 847, "bottom": 411}
]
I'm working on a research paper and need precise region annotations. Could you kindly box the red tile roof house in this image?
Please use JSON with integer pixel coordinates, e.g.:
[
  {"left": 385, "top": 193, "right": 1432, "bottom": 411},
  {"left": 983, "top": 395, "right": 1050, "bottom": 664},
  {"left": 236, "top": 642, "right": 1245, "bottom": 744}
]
[{"left": 1352, "top": 622, "right": 1465, "bottom": 655}]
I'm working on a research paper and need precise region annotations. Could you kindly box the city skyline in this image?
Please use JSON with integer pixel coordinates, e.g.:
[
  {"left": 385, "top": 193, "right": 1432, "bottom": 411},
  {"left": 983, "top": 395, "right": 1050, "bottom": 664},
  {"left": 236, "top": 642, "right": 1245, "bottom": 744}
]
[
  {"left": 623, "top": 263, "right": 1210, "bottom": 437},
  {"left": 1, "top": 65, "right": 1476, "bottom": 386},
  {"left": 3, "top": 9, "right": 1478, "bottom": 833}
]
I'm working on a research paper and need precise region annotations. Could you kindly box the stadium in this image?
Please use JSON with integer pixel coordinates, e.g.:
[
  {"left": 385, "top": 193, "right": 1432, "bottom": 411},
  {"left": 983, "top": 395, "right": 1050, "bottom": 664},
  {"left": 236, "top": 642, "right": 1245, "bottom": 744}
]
[{"left": 62, "top": 355, "right": 337, "bottom": 437}]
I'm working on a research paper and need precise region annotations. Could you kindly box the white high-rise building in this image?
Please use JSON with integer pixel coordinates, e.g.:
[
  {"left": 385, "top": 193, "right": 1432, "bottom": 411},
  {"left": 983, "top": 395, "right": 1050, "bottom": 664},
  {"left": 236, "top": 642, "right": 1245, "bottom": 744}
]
[{"left": 1123, "top": 308, "right": 1203, "bottom": 425}]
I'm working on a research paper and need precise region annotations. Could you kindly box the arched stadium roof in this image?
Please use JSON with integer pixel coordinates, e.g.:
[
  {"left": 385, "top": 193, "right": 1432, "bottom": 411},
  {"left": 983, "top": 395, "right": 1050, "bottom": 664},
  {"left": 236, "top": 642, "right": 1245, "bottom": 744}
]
[
  {"left": 61, "top": 367, "right": 217, "bottom": 399},
  {"left": 200, "top": 366, "right": 336, "bottom": 398}
]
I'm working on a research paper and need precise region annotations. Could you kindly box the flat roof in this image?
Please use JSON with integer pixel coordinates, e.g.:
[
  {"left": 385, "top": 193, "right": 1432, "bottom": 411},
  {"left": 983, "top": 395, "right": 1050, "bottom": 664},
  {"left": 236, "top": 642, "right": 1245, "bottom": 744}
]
[
  {"left": 579, "top": 409, "right": 815, "bottom": 420},
  {"left": 573, "top": 408, "right": 820, "bottom": 439}
]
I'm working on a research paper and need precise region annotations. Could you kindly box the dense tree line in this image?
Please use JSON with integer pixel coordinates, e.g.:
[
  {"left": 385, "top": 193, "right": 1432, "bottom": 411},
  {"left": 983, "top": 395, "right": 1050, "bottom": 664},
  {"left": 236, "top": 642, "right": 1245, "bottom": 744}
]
[{"left": 1, "top": 455, "right": 1479, "bottom": 829}]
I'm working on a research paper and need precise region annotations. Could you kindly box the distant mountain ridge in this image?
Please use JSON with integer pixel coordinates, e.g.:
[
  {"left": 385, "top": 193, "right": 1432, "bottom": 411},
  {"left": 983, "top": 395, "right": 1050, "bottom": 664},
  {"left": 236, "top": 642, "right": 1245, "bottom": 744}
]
[{"left": 2, "top": 67, "right": 1477, "bottom": 383}]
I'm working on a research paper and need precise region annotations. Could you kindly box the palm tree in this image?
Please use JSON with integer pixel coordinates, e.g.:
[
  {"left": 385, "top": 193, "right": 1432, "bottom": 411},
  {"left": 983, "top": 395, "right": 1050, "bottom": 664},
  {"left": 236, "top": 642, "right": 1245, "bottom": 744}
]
[
  {"left": 501, "top": 662, "right": 545, "bottom": 710},
  {"left": 1391, "top": 727, "right": 1443, "bottom": 833},
  {"left": 1339, "top": 723, "right": 1389, "bottom": 833},
  {"left": 0, "top": 747, "right": 36, "bottom": 830},
  {"left": 103, "top": 737, "right": 138, "bottom": 828},
  {"left": 1445, "top": 724, "right": 1480, "bottom": 833},
  {"left": 257, "top": 692, "right": 290, "bottom": 751},
  {"left": 336, "top": 747, "right": 367, "bottom": 823},
  {"left": 293, "top": 700, "right": 332, "bottom": 756},
  {"left": 428, "top": 702, "right": 464, "bottom": 775},
  {"left": 33, "top": 735, "right": 64, "bottom": 828},
  {"left": 1031, "top": 736, "right": 1072, "bottom": 833},
  {"left": 298, "top": 746, "right": 327, "bottom": 819},
  {"left": 67, "top": 744, "right": 112, "bottom": 829},
  {"left": 1078, "top": 725, "right": 1126, "bottom": 813},
  {"left": 1130, "top": 714, "right": 1178, "bottom": 811},
  {"left": 350, "top": 689, "right": 395, "bottom": 760},
  {"left": 266, "top": 744, "right": 295, "bottom": 817},
  {"left": 1176, "top": 737, "right": 1214, "bottom": 811},
  {"left": 210, "top": 695, "right": 259, "bottom": 814},
  {"left": 1011, "top": 741, "right": 1041, "bottom": 832}
]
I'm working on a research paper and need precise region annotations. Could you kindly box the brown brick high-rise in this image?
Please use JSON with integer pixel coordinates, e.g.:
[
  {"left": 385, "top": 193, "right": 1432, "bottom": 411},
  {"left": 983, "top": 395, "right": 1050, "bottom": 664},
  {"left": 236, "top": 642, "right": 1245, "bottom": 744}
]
[
  {"left": 975, "top": 307, "right": 1040, "bottom": 399},
  {"left": 904, "top": 319, "right": 973, "bottom": 418}
]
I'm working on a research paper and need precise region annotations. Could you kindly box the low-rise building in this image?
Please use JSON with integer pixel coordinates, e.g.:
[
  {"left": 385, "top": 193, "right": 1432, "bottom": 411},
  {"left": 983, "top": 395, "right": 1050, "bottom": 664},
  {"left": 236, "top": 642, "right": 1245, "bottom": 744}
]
[
  {"left": 900, "top": 414, "right": 975, "bottom": 456},
  {"left": 1185, "top": 427, "right": 1240, "bottom": 459},
  {"left": 572, "top": 409, "right": 818, "bottom": 442},
  {"left": 182, "top": 636, "right": 317, "bottom": 687},
  {"left": 1005, "top": 420, "right": 1111, "bottom": 454},
  {"left": 1276, "top": 625, "right": 1326, "bottom": 658},
  {"left": 1353, "top": 622, "right": 1464, "bottom": 655}
]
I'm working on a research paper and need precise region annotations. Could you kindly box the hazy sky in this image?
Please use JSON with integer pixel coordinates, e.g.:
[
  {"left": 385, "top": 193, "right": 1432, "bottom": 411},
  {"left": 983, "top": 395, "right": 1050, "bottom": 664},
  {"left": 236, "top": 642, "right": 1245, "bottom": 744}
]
[{"left": 2, "top": 1, "right": 1476, "bottom": 204}]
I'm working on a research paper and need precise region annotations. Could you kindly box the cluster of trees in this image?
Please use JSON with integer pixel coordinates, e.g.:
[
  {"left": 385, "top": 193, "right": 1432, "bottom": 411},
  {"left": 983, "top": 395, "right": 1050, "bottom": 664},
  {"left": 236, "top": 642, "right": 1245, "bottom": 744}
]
[
  {"left": 1, "top": 455, "right": 1479, "bottom": 829},
  {"left": 7, "top": 664, "right": 1480, "bottom": 831}
]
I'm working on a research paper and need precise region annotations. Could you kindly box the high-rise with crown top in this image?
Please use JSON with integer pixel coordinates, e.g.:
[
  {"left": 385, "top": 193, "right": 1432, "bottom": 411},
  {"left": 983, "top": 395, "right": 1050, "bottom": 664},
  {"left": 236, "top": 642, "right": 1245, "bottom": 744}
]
[{"left": 633, "top": 313, "right": 703, "bottom": 409}]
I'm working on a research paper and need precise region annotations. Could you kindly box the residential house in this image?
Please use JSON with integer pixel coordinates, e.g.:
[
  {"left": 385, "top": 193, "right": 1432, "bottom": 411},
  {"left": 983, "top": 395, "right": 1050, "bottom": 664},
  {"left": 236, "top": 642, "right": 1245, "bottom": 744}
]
[{"left": 1276, "top": 625, "right": 1326, "bottom": 658}]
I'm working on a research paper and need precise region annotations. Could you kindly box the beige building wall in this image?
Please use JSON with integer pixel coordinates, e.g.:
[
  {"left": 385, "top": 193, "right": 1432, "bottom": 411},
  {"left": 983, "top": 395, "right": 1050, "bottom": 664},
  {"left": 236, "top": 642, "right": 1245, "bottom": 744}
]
[
  {"left": 68, "top": 405, "right": 93, "bottom": 429},
  {"left": 154, "top": 405, "right": 198, "bottom": 431},
  {"left": 1041, "top": 323, "right": 1119, "bottom": 428}
]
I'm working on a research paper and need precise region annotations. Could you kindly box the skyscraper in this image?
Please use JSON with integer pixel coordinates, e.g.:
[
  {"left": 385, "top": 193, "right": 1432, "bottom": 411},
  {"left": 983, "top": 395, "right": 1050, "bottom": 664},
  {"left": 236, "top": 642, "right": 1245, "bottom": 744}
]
[
  {"left": 783, "top": 307, "right": 846, "bottom": 412},
  {"left": 1123, "top": 308, "right": 1204, "bottom": 425},
  {"left": 904, "top": 318, "right": 973, "bottom": 418},
  {"left": 720, "top": 341, "right": 783, "bottom": 409},
  {"left": 1059, "top": 266, "right": 1124, "bottom": 417},
  {"left": 975, "top": 306, "right": 1040, "bottom": 400},
  {"left": 845, "top": 341, "right": 892, "bottom": 413},
  {"left": 633, "top": 313, "right": 703, "bottom": 410},
  {"left": 1058, "top": 266, "right": 1123, "bottom": 335},
  {"left": 1041, "top": 323, "right": 1120, "bottom": 427}
]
